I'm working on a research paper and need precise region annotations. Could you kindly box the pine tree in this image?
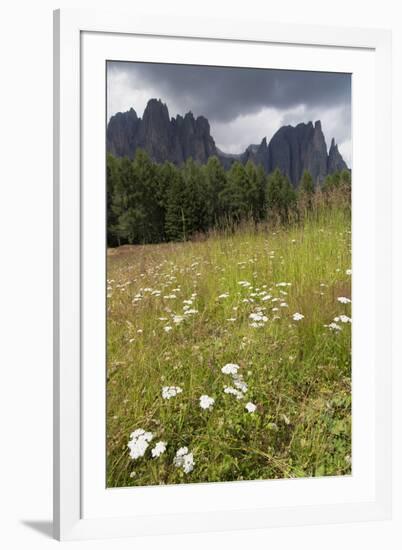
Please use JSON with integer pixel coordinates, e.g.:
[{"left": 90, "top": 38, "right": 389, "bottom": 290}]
[
  {"left": 298, "top": 170, "right": 315, "bottom": 211},
  {"left": 165, "top": 168, "right": 187, "bottom": 241},
  {"left": 132, "top": 149, "right": 164, "bottom": 243},
  {"left": 204, "top": 156, "right": 227, "bottom": 225},
  {"left": 255, "top": 164, "right": 268, "bottom": 221},
  {"left": 266, "top": 168, "right": 296, "bottom": 223},
  {"left": 111, "top": 156, "right": 138, "bottom": 244},
  {"left": 180, "top": 158, "right": 210, "bottom": 236},
  {"left": 219, "top": 161, "right": 250, "bottom": 223},
  {"left": 106, "top": 153, "right": 121, "bottom": 246}
]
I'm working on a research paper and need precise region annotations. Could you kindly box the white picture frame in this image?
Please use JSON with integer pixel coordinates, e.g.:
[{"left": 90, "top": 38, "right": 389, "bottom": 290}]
[{"left": 53, "top": 8, "right": 392, "bottom": 541}]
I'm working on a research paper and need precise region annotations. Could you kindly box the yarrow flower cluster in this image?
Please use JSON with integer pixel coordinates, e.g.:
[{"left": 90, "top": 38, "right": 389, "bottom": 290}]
[
  {"left": 222, "top": 362, "right": 250, "bottom": 401},
  {"left": 325, "top": 322, "right": 342, "bottom": 331},
  {"left": 151, "top": 441, "right": 167, "bottom": 458},
  {"left": 184, "top": 308, "right": 198, "bottom": 316},
  {"left": 334, "top": 315, "right": 352, "bottom": 324},
  {"left": 173, "top": 447, "right": 195, "bottom": 473},
  {"left": 128, "top": 429, "right": 154, "bottom": 460},
  {"left": 162, "top": 386, "right": 183, "bottom": 400},
  {"left": 199, "top": 395, "right": 215, "bottom": 410},
  {"left": 337, "top": 296, "right": 351, "bottom": 304},
  {"left": 245, "top": 402, "right": 257, "bottom": 413},
  {"left": 221, "top": 363, "right": 240, "bottom": 375},
  {"left": 224, "top": 386, "right": 244, "bottom": 399},
  {"left": 292, "top": 312, "right": 304, "bottom": 321},
  {"left": 249, "top": 309, "right": 268, "bottom": 328},
  {"left": 172, "top": 314, "right": 184, "bottom": 324},
  {"left": 232, "top": 373, "right": 248, "bottom": 394}
]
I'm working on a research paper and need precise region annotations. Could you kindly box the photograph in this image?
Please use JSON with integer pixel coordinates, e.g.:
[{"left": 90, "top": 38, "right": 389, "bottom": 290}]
[{"left": 105, "top": 61, "right": 352, "bottom": 488}]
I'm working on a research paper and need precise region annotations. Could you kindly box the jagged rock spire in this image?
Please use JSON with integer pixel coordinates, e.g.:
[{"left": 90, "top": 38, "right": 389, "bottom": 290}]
[{"left": 106, "top": 99, "right": 348, "bottom": 185}]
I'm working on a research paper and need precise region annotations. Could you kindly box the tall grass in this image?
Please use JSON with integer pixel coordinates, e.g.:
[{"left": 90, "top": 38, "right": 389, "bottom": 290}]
[{"left": 106, "top": 204, "right": 351, "bottom": 486}]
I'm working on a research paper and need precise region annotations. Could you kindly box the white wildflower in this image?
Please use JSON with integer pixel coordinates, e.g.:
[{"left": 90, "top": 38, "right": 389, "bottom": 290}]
[
  {"left": 224, "top": 386, "right": 244, "bottom": 399},
  {"left": 184, "top": 308, "right": 198, "bottom": 315},
  {"left": 218, "top": 293, "right": 229, "bottom": 299},
  {"left": 221, "top": 363, "right": 240, "bottom": 375},
  {"left": 199, "top": 395, "right": 215, "bottom": 410},
  {"left": 337, "top": 297, "right": 351, "bottom": 304},
  {"left": 172, "top": 315, "right": 184, "bottom": 324},
  {"left": 325, "top": 322, "right": 342, "bottom": 331},
  {"left": 292, "top": 312, "right": 304, "bottom": 321},
  {"left": 151, "top": 441, "right": 167, "bottom": 458},
  {"left": 245, "top": 402, "right": 257, "bottom": 413},
  {"left": 249, "top": 311, "right": 268, "bottom": 327},
  {"left": 164, "top": 326, "right": 173, "bottom": 333},
  {"left": 174, "top": 447, "right": 195, "bottom": 473},
  {"left": 346, "top": 269, "right": 352, "bottom": 276},
  {"left": 162, "top": 386, "right": 183, "bottom": 400},
  {"left": 128, "top": 429, "right": 153, "bottom": 460},
  {"left": 249, "top": 312, "right": 267, "bottom": 322},
  {"left": 339, "top": 315, "right": 352, "bottom": 323},
  {"left": 233, "top": 374, "right": 248, "bottom": 393}
]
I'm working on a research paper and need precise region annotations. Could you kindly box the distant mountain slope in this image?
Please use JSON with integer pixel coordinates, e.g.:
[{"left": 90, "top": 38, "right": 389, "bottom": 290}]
[{"left": 107, "top": 98, "right": 348, "bottom": 185}]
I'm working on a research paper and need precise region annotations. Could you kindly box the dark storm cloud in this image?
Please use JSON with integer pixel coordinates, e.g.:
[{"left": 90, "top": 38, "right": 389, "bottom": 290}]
[
  {"left": 107, "top": 61, "right": 352, "bottom": 165},
  {"left": 108, "top": 61, "right": 350, "bottom": 123}
]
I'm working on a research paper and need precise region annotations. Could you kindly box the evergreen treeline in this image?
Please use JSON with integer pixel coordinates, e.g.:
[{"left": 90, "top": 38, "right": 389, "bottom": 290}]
[{"left": 107, "top": 150, "right": 351, "bottom": 246}]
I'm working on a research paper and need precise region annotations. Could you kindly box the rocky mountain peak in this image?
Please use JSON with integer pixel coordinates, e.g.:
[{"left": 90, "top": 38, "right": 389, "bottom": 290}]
[
  {"left": 106, "top": 99, "right": 348, "bottom": 185},
  {"left": 142, "top": 99, "right": 170, "bottom": 126},
  {"left": 328, "top": 138, "right": 348, "bottom": 174}
]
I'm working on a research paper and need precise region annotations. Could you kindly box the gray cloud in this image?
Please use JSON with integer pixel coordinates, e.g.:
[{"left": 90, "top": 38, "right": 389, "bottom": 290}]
[{"left": 107, "top": 61, "right": 351, "bottom": 165}]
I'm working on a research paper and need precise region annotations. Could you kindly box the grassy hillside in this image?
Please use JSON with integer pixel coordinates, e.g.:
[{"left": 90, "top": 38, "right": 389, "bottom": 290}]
[{"left": 106, "top": 206, "right": 351, "bottom": 487}]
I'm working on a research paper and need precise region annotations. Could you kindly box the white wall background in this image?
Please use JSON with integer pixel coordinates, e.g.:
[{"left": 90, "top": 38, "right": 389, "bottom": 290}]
[{"left": 0, "top": 1, "right": 400, "bottom": 548}]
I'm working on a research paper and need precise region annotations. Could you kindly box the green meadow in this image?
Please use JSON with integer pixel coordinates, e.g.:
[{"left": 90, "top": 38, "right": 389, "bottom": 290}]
[{"left": 106, "top": 204, "right": 352, "bottom": 487}]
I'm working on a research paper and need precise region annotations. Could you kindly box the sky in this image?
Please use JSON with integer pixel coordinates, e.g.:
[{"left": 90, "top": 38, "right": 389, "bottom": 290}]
[{"left": 107, "top": 61, "right": 352, "bottom": 166}]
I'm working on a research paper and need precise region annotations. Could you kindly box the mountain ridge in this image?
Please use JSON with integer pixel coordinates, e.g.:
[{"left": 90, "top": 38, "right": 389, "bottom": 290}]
[{"left": 107, "top": 98, "right": 348, "bottom": 186}]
